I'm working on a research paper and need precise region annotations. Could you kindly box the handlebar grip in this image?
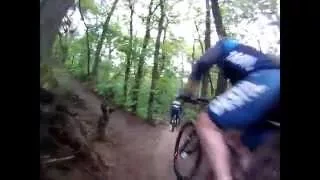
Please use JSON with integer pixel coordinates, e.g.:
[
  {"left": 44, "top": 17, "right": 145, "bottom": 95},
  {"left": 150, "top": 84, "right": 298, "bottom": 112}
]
[
  {"left": 177, "top": 94, "right": 210, "bottom": 104},
  {"left": 197, "top": 98, "right": 210, "bottom": 103},
  {"left": 176, "top": 94, "right": 192, "bottom": 101}
]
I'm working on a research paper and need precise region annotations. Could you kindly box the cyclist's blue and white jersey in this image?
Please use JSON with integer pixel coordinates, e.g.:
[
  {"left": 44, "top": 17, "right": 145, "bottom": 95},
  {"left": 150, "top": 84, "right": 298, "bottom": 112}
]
[
  {"left": 190, "top": 38, "right": 279, "bottom": 84},
  {"left": 170, "top": 100, "right": 182, "bottom": 120},
  {"left": 189, "top": 38, "right": 280, "bottom": 150},
  {"left": 172, "top": 100, "right": 181, "bottom": 109}
]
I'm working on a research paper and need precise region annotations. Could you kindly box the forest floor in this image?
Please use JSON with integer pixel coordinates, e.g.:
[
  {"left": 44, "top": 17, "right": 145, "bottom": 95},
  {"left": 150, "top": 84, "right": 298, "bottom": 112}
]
[{"left": 51, "top": 67, "right": 203, "bottom": 180}]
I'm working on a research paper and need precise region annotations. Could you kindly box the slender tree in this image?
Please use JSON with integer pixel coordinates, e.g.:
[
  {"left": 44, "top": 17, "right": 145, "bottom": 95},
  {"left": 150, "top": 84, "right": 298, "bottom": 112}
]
[
  {"left": 131, "top": 0, "right": 159, "bottom": 112},
  {"left": 92, "top": 0, "right": 119, "bottom": 77},
  {"left": 210, "top": 0, "right": 228, "bottom": 95},
  {"left": 159, "top": 20, "right": 168, "bottom": 74},
  {"left": 194, "top": 21, "right": 204, "bottom": 54},
  {"left": 201, "top": 0, "right": 211, "bottom": 97},
  {"left": 147, "top": 0, "right": 166, "bottom": 121},
  {"left": 78, "top": 0, "right": 91, "bottom": 76},
  {"left": 123, "top": 0, "right": 135, "bottom": 104}
]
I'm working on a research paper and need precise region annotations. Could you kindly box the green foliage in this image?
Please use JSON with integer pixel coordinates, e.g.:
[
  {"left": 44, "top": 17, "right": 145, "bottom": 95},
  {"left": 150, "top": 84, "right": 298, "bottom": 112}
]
[
  {"left": 153, "top": 73, "right": 179, "bottom": 115},
  {"left": 65, "top": 60, "right": 88, "bottom": 81},
  {"left": 40, "top": 64, "right": 59, "bottom": 89},
  {"left": 185, "top": 43, "right": 203, "bottom": 62},
  {"left": 77, "top": 0, "right": 99, "bottom": 14},
  {"left": 183, "top": 108, "right": 198, "bottom": 122},
  {"left": 96, "top": 82, "right": 114, "bottom": 98},
  {"left": 220, "top": 0, "right": 279, "bottom": 26}
]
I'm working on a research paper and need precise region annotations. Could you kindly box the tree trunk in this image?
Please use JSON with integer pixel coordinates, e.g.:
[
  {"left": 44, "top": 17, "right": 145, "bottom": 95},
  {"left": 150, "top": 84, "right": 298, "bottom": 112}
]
[
  {"left": 201, "top": 0, "right": 211, "bottom": 98},
  {"left": 78, "top": 0, "right": 91, "bottom": 76},
  {"left": 96, "top": 103, "right": 114, "bottom": 141},
  {"left": 86, "top": 29, "right": 91, "bottom": 76},
  {"left": 91, "top": 0, "right": 119, "bottom": 77},
  {"left": 159, "top": 21, "right": 168, "bottom": 74},
  {"left": 194, "top": 21, "right": 204, "bottom": 54},
  {"left": 107, "top": 38, "right": 114, "bottom": 61},
  {"left": 40, "top": 0, "right": 74, "bottom": 62},
  {"left": 191, "top": 38, "right": 196, "bottom": 61},
  {"left": 210, "top": 0, "right": 228, "bottom": 95},
  {"left": 208, "top": 71, "right": 215, "bottom": 96},
  {"left": 131, "top": 33, "right": 139, "bottom": 78},
  {"left": 147, "top": 0, "right": 165, "bottom": 121},
  {"left": 123, "top": 0, "right": 135, "bottom": 104},
  {"left": 57, "top": 32, "right": 68, "bottom": 63},
  {"left": 257, "top": 39, "right": 262, "bottom": 52},
  {"left": 131, "top": 0, "right": 156, "bottom": 113},
  {"left": 180, "top": 53, "right": 185, "bottom": 88}
]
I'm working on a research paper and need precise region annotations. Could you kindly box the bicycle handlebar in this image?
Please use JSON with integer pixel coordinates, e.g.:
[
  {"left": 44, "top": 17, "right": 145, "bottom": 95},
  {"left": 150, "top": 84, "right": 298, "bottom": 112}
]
[{"left": 177, "top": 95, "right": 210, "bottom": 105}]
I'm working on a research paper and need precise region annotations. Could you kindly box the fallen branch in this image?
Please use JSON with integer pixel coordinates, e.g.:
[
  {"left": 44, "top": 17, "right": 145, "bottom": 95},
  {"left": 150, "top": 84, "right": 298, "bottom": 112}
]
[{"left": 42, "top": 155, "right": 75, "bottom": 164}]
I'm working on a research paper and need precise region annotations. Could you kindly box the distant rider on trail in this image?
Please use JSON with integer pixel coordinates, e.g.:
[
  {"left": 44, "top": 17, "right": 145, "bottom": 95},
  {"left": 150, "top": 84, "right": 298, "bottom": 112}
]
[
  {"left": 170, "top": 98, "right": 183, "bottom": 128},
  {"left": 177, "top": 38, "right": 280, "bottom": 180}
]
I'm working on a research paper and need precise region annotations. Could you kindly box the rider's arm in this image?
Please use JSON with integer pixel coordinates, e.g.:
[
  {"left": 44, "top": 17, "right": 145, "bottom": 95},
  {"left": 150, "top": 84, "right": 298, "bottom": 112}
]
[
  {"left": 185, "top": 38, "right": 239, "bottom": 96},
  {"left": 190, "top": 44, "right": 223, "bottom": 82}
]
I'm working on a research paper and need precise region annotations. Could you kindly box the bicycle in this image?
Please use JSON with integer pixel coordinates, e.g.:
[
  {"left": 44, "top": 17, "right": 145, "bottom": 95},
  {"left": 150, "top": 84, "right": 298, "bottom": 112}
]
[
  {"left": 170, "top": 114, "right": 179, "bottom": 132},
  {"left": 173, "top": 97, "right": 280, "bottom": 180}
]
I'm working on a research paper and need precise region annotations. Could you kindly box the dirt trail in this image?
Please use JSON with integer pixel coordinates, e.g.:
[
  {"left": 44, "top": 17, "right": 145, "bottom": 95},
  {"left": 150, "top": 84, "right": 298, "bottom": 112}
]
[
  {"left": 53, "top": 68, "right": 179, "bottom": 180},
  {"left": 98, "top": 111, "right": 178, "bottom": 180}
]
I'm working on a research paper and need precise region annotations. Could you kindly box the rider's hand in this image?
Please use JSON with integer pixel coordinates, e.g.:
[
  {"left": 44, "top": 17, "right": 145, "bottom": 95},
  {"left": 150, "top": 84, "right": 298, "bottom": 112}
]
[
  {"left": 177, "top": 82, "right": 198, "bottom": 102},
  {"left": 182, "top": 79, "right": 200, "bottom": 98}
]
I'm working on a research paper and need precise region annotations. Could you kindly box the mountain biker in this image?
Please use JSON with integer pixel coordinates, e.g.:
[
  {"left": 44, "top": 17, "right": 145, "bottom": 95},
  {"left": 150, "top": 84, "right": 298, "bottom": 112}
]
[
  {"left": 170, "top": 99, "right": 183, "bottom": 128},
  {"left": 178, "top": 38, "right": 280, "bottom": 180}
]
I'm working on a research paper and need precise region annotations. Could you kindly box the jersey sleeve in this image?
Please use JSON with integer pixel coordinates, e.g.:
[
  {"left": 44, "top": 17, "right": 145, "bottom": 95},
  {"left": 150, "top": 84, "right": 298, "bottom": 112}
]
[{"left": 189, "top": 38, "right": 239, "bottom": 81}]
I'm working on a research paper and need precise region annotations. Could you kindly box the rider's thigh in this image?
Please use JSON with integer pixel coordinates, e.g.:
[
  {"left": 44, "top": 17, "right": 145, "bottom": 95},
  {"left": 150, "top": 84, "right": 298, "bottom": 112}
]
[{"left": 206, "top": 69, "right": 280, "bottom": 130}]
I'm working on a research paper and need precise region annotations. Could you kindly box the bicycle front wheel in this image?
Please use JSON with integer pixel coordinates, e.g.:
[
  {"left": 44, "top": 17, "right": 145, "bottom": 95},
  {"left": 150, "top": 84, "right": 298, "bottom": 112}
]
[
  {"left": 173, "top": 122, "right": 202, "bottom": 180},
  {"left": 170, "top": 117, "right": 176, "bottom": 132}
]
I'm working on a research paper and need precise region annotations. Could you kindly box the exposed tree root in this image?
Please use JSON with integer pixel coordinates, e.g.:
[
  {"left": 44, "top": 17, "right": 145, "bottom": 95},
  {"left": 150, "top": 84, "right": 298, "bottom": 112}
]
[{"left": 40, "top": 87, "right": 109, "bottom": 180}]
